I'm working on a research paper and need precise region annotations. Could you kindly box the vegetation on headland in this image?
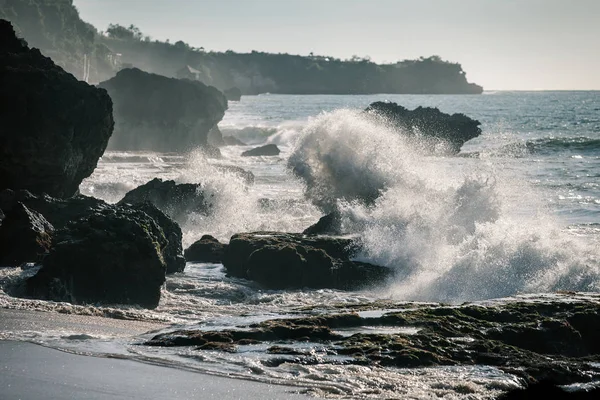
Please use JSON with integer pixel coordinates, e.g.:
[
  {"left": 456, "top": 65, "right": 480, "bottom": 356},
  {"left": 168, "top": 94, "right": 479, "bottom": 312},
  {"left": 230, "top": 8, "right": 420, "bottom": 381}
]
[{"left": 1, "top": 0, "right": 483, "bottom": 94}]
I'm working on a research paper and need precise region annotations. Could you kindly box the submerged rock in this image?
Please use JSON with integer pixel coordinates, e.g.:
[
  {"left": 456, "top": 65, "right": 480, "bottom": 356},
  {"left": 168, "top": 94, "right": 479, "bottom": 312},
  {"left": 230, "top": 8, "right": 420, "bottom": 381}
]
[
  {"left": 224, "top": 87, "right": 242, "bottom": 101},
  {"left": 0, "top": 202, "right": 54, "bottom": 266},
  {"left": 241, "top": 144, "right": 281, "bottom": 157},
  {"left": 184, "top": 235, "right": 227, "bottom": 263},
  {"left": 99, "top": 68, "right": 227, "bottom": 152},
  {"left": 365, "top": 101, "right": 481, "bottom": 153},
  {"left": 26, "top": 207, "right": 167, "bottom": 308},
  {"left": 222, "top": 232, "right": 391, "bottom": 289},
  {"left": 118, "top": 178, "right": 211, "bottom": 224},
  {"left": 0, "top": 20, "right": 114, "bottom": 198}
]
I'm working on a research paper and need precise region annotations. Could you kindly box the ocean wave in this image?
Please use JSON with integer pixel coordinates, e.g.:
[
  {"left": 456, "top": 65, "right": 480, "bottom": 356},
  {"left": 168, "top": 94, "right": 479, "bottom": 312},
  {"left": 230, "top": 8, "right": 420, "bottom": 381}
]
[
  {"left": 220, "top": 122, "right": 305, "bottom": 147},
  {"left": 526, "top": 136, "right": 600, "bottom": 154}
]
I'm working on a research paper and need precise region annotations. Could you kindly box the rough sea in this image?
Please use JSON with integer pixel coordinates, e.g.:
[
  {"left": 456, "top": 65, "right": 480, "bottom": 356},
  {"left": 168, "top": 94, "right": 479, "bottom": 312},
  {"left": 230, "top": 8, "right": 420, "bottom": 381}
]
[{"left": 1, "top": 91, "right": 599, "bottom": 398}]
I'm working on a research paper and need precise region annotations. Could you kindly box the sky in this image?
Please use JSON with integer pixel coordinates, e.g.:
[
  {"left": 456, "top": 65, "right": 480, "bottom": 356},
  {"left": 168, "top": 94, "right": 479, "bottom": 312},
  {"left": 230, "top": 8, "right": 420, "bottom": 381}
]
[{"left": 74, "top": 0, "right": 600, "bottom": 91}]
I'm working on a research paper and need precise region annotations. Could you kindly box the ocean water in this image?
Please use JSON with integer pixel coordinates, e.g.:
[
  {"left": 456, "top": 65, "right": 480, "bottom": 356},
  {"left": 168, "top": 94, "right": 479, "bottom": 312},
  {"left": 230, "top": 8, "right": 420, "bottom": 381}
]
[{"left": 1, "top": 91, "right": 599, "bottom": 398}]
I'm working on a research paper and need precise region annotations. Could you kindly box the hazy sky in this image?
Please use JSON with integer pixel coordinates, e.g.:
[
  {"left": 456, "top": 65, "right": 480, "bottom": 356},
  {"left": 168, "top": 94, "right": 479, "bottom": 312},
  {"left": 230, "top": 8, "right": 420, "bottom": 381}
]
[{"left": 74, "top": 0, "right": 600, "bottom": 90}]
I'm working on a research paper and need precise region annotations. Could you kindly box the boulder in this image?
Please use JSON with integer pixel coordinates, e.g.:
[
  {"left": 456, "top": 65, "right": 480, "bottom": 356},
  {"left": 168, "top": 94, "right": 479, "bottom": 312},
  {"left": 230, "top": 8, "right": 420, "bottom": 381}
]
[
  {"left": 118, "top": 178, "right": 211, "bottom": 223},
  {"left": 0, "top": 20, "right": 114, "bottom": 198},
  {"left": 26, "top": 207, "right": 168, "bottom": 308},
  {"left": 184, "top": 235, "right": 227, "bottom": 263},
  {"left": 303, "top": 211, "right": 342, "bottom": 235},
  {"left": 241, "top": 144, "right": 281, "bottom": 157},
  {"left": 0, "top": 202, "right": 54, "bottom": 266},
  {"left": 222, "top": 136, "right": 247, "bottom": 146},
  {"left": 222, "top": 232, "right": 391, "bottom": 289},
  {"left": 0, "top": 189, "right": 184, "bottom": 274},
  {"left": 224, "top": 87, "right": 242, "bottom": 101},
  {"left": 99, "top": 68, "right": 227, "bottom": 152},
  {"left": 365, "top": 102, "right": 481, "bottom": 153}
]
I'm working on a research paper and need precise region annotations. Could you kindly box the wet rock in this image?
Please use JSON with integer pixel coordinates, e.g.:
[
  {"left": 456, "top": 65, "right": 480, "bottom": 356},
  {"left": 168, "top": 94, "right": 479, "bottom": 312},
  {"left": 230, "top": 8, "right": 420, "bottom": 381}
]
[
  {"left": 0, "top": 20, "right": 114, "bottom": 198},
  {"left": 222, "top": 232, "right": 391, "bottom": 289},
  {"left": 303, "top": 211, "right": 342, "bottom": 235},
  {"left": 184, "top": 235, "right": 226, "bottom": 263},
  {"left": 224, "top": 87, "right": 242, "bottom": 101},
  {"left": 26, "top": 207, "right": 168, "bottom": 308},
  {"left": 241, "top": 144, "right": 280, "bottom": 157},
  {"left": 99, "top": 68, "right": 227, "bottom": 152},
  {"left": 498, "top": 381, "right": 600, "bottom": 399},
  {"left": 365, "top": 102, "right": 481, "bottom": 154},
  {"left": 118, "top": 178, "right": 211, "bottom": 224},
  {"left": 222, "top": 136, "right": 247, "bottom": 146},
  {"left": 0, "top": 202, "right": 54, "bottom": 266}
]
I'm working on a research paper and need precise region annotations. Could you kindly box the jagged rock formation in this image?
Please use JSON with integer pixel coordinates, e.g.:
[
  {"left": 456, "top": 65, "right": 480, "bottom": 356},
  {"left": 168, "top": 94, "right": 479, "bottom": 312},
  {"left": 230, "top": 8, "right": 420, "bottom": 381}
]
[
  {"left": 365, "top": 102, "right": 482, "bottom": 153},
  {"left": 99, "top": 68, "right": 227, "bottom": 152},
  {"left": 184, "top": 235, "right": 226, "bottom": 263},
  {"left": 241, "top": 144, "right": 281, "bottom": 157},
  {"left": 0, "top": 19, "right": 114, "bottom": 198},
  {"left": 222, "top": 232, "right": 392, "bottom": 289}
]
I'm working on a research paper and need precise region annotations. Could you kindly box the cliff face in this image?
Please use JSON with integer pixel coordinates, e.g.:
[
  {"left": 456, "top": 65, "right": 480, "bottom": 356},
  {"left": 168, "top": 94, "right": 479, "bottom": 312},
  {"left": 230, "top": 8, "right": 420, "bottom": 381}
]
[
  {"left": 98, "top": 68, "right": 227, "bottom": 152},
  {"left": 0, "top": 19, "right": 114, "bottom": 198}
]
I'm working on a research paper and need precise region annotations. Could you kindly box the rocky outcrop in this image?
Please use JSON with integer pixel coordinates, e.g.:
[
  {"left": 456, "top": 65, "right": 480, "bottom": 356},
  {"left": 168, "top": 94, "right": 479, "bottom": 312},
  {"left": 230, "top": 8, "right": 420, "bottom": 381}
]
[
  {"left": 0, "top": 189, "right": 184, "bottom": 274},
  {"left": 303, "top": 212, "right": 342, "bottom": 235},
  {"left": 365, "top": 102, "right": 481, "bottom": 154},
  {"left": 224, "top": 87, "right": 242, "bottom": 101},
  {"left": 241, "top": 144, "right": 280, "bottom": 157},
  {"left": 184, "top": 235, "right": 226, "bottom": 263},
  {"left": 99, "top": 68, "right": 227, "bottom": 152},
  {"left": 0, "top": 20, "right": 114, "bottom": 198},
  {"left": 26, "top": 207, "right": 168, "bottom": 308},
  {"left": 0, "top": 202, "right": 54, "bottom": 266},
  {"left": 222, "top": 232, "right": 391, "bottom": 289},
  {"left": 118, "top": 178, "right": 211, "bottom": 224}
]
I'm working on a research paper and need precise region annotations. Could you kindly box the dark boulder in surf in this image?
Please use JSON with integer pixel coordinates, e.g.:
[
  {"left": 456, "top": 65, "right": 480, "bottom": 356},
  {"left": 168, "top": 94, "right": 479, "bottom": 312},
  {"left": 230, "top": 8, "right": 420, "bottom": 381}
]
[
  {"left": 0, "top": 189, "right": 185, "bottom": 274},
  {"left": 26, "top": 206, "right": 168, "bottom": 308},
  {"left": 222, "top": 232, "right": 392, "bottom": 290},
  {"left": 99, "top": 68, "right": 227, "bottom": 152},
  {"left": 184, "top": 235, "right": 227, "bottom": 263},
  {"left": 365, "top": 102, "right": 481, "bottom": 153},
  {"left": 0, "top": 202, "right": 54, "bottom": 266},
  {"left": 303, "top": 211, "right": 343, "bottom": 235},
  {"left": 0, "top": 20, "right": 114, "bottom": 198},
  {"left": 241, "top": 144, "right": 281, "bottom": 157},
  {"left": 224, "top": 87, "right": 242, "bottom": 101},
  {"left": 118, "top": 178, "right": 212, "bottom": 224}
]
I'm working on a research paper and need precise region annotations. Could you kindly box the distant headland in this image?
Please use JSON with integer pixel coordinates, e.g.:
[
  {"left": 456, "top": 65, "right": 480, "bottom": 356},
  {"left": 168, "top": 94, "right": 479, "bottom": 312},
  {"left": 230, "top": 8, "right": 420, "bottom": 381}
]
[{"left": 1, "top": 0, "right": 483, "bottom": 94}]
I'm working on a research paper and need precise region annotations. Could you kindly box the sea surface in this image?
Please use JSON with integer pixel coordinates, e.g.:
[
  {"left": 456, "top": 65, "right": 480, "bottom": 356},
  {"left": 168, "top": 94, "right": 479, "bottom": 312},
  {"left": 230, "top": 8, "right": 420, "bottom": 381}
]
[{"left": 1, "top": 91, "right": 599, "bottom": 398}]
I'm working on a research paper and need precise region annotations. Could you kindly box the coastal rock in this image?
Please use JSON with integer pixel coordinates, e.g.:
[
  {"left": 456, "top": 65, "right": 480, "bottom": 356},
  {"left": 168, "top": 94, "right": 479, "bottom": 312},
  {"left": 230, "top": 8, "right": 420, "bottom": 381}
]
[
  {"left": 303, "top": 211, "right": 342, "bottom": 235},
  {"left": 184, "top": 235, "right": 227, "bottom": 263},
  {"left": 222, "top": 136, "right": 247, "bottom": 146},
  {"left": 224, "top": 87, "right": 242, "bottom": 101},
  {"left": 118, "top": 178, "right": 212, "bottom": 223},
  {"left": 365, "top": 102, "right": 481, "bottom": 153},
  {"left": 26, "top": 207, "right": 168, "bottom": 308},
  {"left": 207, "top": 126, "right": 225, "bottom": 147},
  {"left": 0, "top": 202, "right": 54, "bottom": 266},
  {"left": 99, "top": 68, "right": 227, "bottom": 152},
  {"left": 0, "top": 189, "right": 185, "bottom": 274},
  {"left": 241, "top": 144, "right": 280, "bottom": 157},
  {"left": 0, "top": 20, "right": 114, "bottom": 198},
  {"left": 222, "top": 232, "right": 391, "bottom": 289}
]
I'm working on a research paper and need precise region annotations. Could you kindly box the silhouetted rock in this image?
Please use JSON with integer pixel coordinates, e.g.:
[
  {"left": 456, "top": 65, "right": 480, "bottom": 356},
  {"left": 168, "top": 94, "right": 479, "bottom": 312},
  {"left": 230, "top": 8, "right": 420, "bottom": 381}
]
[
  {"left": 0, "top": 189, "right": 184, "bottom": 274},
  {"left": 99, "top": 68, "right": 227, "bottom": 152},
  {"left": 0, "top": 202, "right": 54, "bottom": 266},
  {"left": 0, "top": 20, "right": 114, "bottom": 197},
  {"left": 118, "top": 178, "right": 212, "bottom": 223},
  {"left": 26, "top": 207, "right": 168, "bottom": 308},
  {"left": 241, "top": 144, "right": 280, "bottom": 157},
  {"left": 184, "top": 235, "right": 226, "bottom": 263},
  {"left": 224, "top": 87, "right": 242, "bottom": 101},
  {"left": 222, "top": 232, "right": 391, "bottom": 289},
  {"left": 365, "top": 102, "right": 481, "bottom": 153},
  {"left": 222, "top": 136, "right": 247, "bottom": 146},
  {"left": 303, "top": 211, "right": 342, "bottom": 235}
]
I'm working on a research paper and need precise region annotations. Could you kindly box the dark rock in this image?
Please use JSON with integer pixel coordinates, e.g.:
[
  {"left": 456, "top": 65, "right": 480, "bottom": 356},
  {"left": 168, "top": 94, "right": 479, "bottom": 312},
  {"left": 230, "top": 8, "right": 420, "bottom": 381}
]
[
  {"left": 118, "top": 178, "right": 212, "bottom": 223},
  {"left": 184, "top": 235, "right": 227, "bottom": 263},
  {"left": 222, "top": 136, "right": 247, "bottom": 146},
  {"left": 99, "top": 68, "right": 227, "bottom": 152},
  {"left": 498, "top": 381, "right": 600, "bottom": 399},
  {"left": 241, "top": 144, "right": 280, "bottom": 157},
  {"left": 207, "top": 126, "right": 225, "bottom": 147},
  {"left": 0, "top": 189, "right": 185, "bottom": 274},
  {"left": 365, "top": 102, "right": 481, "bottom": 153},
  {"left": 0, "top": 20, "right": 114, "bottom": 197},
  {"left": 0, "top": 202, "right": 54, "bottom": 266},
  {"left": 26, "top": 207, "right": 168, "bottom": 308},
  {"left": 303, "top": 211, "right": 342, "bottom": 235},
  {"left": 224, "top": 87, "right": 242, "bottom": 101},
  {"left": 222, "top": 232, "right": 391, "bottom": 289}
]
